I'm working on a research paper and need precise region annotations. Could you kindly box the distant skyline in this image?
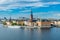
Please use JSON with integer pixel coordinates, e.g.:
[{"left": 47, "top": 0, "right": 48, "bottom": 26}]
[{"left": 0, "top": 0, "right": 60, "bottom": 19}]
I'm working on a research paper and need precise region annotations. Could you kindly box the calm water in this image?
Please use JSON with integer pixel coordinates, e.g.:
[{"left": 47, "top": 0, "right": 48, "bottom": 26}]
[{"left": 0, "top": 25, "right": 60, "bottom": 40}]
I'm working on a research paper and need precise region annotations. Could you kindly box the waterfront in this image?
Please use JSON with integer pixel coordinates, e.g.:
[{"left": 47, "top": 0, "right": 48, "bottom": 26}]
[{"left": 0, "top": 24, "right": 60, "bottom": 40}]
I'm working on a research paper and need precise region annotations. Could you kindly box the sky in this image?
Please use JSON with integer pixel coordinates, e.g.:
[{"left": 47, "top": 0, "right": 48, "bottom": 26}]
[{"left": 0, "top": 0, "right": 60, "bottom": 19}]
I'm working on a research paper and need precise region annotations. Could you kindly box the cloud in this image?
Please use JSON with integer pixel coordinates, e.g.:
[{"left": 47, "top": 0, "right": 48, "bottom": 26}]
[
  {"left": 45, "top": 2, "right": 60, "bottom": 5},
  {"left": 0, "top": 0, "right": 60, "bottom": 11},
  {"left": 53, "top": 14, "right": 60, "bottom": 17}
]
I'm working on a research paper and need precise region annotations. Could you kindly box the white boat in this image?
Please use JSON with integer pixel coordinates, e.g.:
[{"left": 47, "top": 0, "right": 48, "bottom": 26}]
[{"left": 7, "top": 26, "right": 21, "bottom": 28}]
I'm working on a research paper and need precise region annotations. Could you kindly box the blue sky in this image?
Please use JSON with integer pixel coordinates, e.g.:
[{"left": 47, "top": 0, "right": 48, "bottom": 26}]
[{"left": 0, "top": 0, "right": 60, "bottom": 19}]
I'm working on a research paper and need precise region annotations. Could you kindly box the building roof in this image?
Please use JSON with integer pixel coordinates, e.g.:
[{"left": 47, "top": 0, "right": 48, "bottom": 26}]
[{"left": 41, "top": 19, "right": 50, "bottom": 22}]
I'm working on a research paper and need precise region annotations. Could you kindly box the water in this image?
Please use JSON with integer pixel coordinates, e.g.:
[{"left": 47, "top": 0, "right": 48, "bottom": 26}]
[{"left": 0, "top": 25, "right": 60, "bottom": 40}]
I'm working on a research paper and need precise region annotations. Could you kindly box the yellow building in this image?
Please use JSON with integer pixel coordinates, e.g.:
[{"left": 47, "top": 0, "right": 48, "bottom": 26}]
[{"left": 16, "top": 20, "right": 24, "bottom": 26}]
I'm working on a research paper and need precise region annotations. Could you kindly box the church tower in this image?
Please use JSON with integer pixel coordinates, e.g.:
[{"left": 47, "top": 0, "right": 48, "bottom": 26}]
[{"left": 30, "top": 9, "right": 33, "bottom": 22}]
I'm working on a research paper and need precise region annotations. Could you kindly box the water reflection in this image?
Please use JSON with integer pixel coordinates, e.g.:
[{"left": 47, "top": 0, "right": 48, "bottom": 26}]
[
  {"left": 24, "top": 28, "right": 51, "bottom": 40},
  {"left": 0, "top": 26, "right": 60, "bottom": 40}
]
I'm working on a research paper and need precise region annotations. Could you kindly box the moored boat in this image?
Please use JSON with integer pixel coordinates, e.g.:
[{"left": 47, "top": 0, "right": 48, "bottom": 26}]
[{"left": 7, "top": 26, "right": 21, "bottom": 28}]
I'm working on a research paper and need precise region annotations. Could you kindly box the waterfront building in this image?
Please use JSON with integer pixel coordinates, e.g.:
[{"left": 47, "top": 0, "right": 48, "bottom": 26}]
[
  {"left": 5, "top": 18, "right": 12, "bottom": 26},
  {"left": 6, "top": 21, "right": 12, "bottom": 26},
  {"left": 12, "top": 20, "right": 17, "bottom": 23},
  {"left": 36, "top": 19, "right": 41, "bottom": 27},
  {"left": 53, "top": 21, "right": 57, "bottom": 25},
  {"left": 53, "top": 20, "right": 60, "bottom": 26},
  {"left": 16, "top": 20, "right": 25, "bottom": 26},
  {"left": 26, "top": 10, "right": 37, "bottom": 26},
  {"left": 37, "top": 19, "right": 51, "bottom": 28}
]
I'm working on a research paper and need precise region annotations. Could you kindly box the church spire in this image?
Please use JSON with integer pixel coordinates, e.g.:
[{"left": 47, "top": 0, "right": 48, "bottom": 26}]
[{"left": 30, "top": 9, "right": 33, "bottom": 22}]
